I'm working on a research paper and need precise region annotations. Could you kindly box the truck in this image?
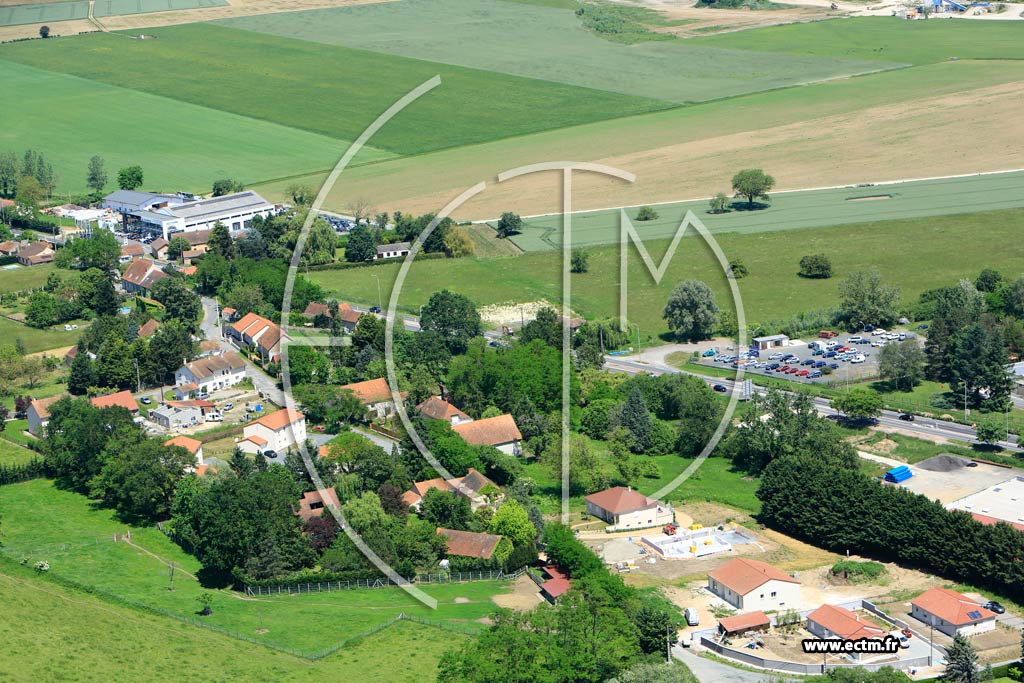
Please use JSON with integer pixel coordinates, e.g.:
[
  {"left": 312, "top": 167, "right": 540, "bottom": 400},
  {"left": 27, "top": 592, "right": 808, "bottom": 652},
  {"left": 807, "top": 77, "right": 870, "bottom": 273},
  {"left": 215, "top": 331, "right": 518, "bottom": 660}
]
[{"left": 819, "top": 330, "right": 837, "bottom": 339}]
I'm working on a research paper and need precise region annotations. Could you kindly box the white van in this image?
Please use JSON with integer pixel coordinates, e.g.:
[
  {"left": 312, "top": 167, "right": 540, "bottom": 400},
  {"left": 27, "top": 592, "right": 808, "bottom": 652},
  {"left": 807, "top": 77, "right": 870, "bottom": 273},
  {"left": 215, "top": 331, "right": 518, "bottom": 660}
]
[{"left": 684, "top": 607, "right": 699, "bottom": 626}]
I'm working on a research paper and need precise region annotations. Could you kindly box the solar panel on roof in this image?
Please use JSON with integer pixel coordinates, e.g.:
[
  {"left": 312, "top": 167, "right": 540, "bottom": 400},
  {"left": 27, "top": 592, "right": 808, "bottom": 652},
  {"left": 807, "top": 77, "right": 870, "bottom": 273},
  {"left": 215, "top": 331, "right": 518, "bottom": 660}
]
[{"left": 966, "top": 610, "right": 982, "bottom": 619}]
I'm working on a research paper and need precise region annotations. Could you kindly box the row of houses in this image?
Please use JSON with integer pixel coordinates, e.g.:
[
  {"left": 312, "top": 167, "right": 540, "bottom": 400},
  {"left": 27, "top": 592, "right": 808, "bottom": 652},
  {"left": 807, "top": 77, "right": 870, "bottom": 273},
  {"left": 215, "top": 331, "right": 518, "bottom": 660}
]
[
  {"left": 227, "top": 312, "right": 289, "bottom": 363},
  {"left": 0, "top": 240, "right": 56, "bottom": 266}
]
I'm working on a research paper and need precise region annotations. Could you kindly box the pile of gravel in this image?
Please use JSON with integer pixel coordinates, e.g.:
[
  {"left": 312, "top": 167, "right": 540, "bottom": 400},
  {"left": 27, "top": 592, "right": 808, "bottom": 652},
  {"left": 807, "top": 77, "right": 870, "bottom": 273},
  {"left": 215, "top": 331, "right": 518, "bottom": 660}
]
[{"left": 916, "top": 454, "right": 971, "bottom": 472}]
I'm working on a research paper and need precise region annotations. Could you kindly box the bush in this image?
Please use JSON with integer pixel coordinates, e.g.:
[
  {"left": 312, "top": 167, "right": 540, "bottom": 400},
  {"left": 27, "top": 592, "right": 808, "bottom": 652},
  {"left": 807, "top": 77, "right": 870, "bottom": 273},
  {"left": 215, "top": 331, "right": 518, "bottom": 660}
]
[
  {"left": 829, "top": 560, "right": 885, "bottom": 582},
  {"left": 635, "top": 206, "right": 659, "bottom": 221},
  {"left": 799, "top": 254, "right": 833, "bottom": 279}
]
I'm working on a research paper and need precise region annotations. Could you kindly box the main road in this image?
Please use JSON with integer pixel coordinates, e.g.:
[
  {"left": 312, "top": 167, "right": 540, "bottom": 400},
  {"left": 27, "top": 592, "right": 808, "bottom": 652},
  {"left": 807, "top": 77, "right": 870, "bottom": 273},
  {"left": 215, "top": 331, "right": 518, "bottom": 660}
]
[{"left": 604, "top": 354, "right": 1022, "bottom": 453}]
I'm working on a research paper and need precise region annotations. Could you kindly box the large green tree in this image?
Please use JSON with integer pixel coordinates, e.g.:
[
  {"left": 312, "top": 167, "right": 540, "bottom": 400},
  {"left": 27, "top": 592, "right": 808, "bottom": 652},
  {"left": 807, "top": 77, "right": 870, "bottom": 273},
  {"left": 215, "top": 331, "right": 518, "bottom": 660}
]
[
  {"left": 949, "top": 323, "right": 1012, "bottom": 410},
  {"left": 662, "top": 280, "right": 719, "bottom": 342},
  {"left": 151, "top": 278, "right": 201, "bottom": 330},
  {"left": 344, "top": 225, "right": 377, "bottom": 262},
  {"left": 421, "top": 289, "right": 482, "bottom": 354},
  {"left": 207, "top": 222, "right": 235, "bottom": 260},
  {"left": 838, "top": 269, "right": 901, "bottom": 328},
  {"left": 117, "top": 165, "right": 144, "bottom": 191},
  {"left": 90, "top": 432, "right": 193, "bottom": 522},
  {"left": 731, "top": 168, "right": 775, "bottom": 207},
  {"left": 488, "top": 499, "right": 535, "bottom": 548},
  {"left": 86, "top": 155, "right": 107, "bottom": 194},
  {"left": 831, "top": 387, "right": 884, "bottom": 422},
  {"left": 879, "top": 339, "right": 926, "bottom": 391},
  {"left": 942, "top": 633, "right": 980, "bottom": 683}
]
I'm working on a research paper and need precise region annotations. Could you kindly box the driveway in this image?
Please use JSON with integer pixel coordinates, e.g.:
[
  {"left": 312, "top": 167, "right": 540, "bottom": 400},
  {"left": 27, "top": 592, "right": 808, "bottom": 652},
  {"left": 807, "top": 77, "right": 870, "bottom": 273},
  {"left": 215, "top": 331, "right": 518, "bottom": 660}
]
[
  {"left": 351, "top": 425, "right": 398, "bottom": 451},
  {"left": 674, "top": 647, "right": 784, "bottom": 683}
]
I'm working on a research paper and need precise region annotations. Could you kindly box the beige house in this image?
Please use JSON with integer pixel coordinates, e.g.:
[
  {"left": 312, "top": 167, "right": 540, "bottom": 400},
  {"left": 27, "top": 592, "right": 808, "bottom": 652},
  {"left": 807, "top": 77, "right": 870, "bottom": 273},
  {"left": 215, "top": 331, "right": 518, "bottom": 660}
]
[
  {"left": 238, "top": 408, "right": 306, "bottom": 455},
  {"left": 452, "top": 414, "right": 522, "bottom": 456},
  {"left": 910, "top": 587, "right": 997, "bottom": 637},
  {"left": 707, "top": 558, "right": 802, "bottom": 612},
  {"left": 165, "top": 435, "right": 204, "bottom": 467},
  {"left": 806, "top": 605, "right": 886, "bottom": 660},
  {"left": 227, "top": 312, "right": 289, "bottom": 363},
  {"left": 27, "top": 395, "right": 65, "bottom": 437},
  {"left": 584, "top": 486, "right": 673, "bottom": 531},
  {"left": 340, "top": 377, "right": 402, "bottom": 419},
  {"left": 174, "top": 351, "right": 246, "bottom": 398}
]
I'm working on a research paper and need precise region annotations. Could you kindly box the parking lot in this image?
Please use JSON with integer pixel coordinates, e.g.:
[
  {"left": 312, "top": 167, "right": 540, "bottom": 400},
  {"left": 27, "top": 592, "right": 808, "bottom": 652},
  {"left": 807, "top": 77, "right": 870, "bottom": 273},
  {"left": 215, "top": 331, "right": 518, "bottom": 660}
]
[{"left": 695, "top": 328, "right": 920, "bottom": 385}]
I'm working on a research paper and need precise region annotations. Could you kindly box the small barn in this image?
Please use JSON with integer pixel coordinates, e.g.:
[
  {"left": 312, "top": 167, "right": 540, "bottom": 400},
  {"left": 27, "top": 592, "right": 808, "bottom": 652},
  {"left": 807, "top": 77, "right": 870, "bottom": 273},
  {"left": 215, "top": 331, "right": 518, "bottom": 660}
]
[{"left": 718, "top": 611, "right": 771, "bottom": 637}]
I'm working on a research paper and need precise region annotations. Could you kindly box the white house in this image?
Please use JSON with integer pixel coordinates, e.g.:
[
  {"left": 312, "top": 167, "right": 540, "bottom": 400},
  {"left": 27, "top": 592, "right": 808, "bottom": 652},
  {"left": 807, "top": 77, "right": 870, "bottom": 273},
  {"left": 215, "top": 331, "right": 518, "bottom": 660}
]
[
  {"left": 583, "top": 486, "right": 674, "bottom": 531},
  {"left": 707, "top": 558, "right": 802, "bottom": 612},
  {"left": 174, "top": 351, "right": 246, "bottom": 398},
  {"left": 26, "top": 395, "right": 64, "bottom": 437},
  {"left": 452, "top": 414, "right": 522, "bottom": 456},
  {"left": 910, "top": 587, "right": 997, "bottom": 637},
  {"left": 227, "top": 312, "right": 289, "bottom": 363},
  {"left": 238, "top": 408, "right": 306, "bottom": 455},
  {"left": 806, "top": 605, "right": 886, "bottom": 660},
  {"left": 375, "top": 242, "right": 410, "bottom": 260},
  {"left": 339, "top": 378, "right": 401, "bottom": 419}
]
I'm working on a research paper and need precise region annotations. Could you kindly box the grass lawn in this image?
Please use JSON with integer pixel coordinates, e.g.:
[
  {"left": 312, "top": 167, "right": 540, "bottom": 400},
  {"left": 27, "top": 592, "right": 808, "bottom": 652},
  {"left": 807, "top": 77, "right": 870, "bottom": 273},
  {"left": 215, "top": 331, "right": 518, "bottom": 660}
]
[
  {"left": 308, "top": 207, "right": 1024, "bottom": 343},
  {"left": 0, "top": 60, "right": 368, "bottom": 196},
  {"left": 691, "top": 15, "right": 1024, "bottom": 65},
  {"left": 0, "top": 439, "right": 36, "bottom": 466},
  {"left": 1, "top": 420, "right": 33, "bottom": 446},
  {"left": 0, "top": 479, "right": 512, "bottom": 655},
  {"left": 0, "top": 262, "right": 57, "bottom": 294},
  {"left": 0, "top": 561, "right": 467, "bottom": 683},
  {"left": 640, "top": 455, "right": 761, "bottom": 514},
  {"left": 218, "top": 0, "right": 895, "bottom": 105},
  {"left": 0, "top": 23, "right": 672, "bottom": 160},
  {"left": 0, "top": 316, "right": 84, "bottom": 354}
]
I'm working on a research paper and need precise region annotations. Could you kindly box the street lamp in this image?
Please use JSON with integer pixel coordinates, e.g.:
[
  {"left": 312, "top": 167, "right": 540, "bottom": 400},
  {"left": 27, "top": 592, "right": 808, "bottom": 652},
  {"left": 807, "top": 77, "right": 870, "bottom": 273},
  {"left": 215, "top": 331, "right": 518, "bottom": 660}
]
[{"left": 631, "top": 324, "right": 641, "bottom": 362}]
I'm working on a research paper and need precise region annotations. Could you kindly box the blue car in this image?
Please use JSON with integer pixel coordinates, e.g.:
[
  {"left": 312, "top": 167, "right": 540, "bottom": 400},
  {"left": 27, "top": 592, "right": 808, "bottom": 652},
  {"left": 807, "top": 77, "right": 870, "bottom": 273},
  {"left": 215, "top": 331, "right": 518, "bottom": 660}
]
[
  {"left": 824, "top": 351, "right": 837, "bottom": 358},
  {"left": 828, "top": 362, "right": 839, "bottom": 369},
  {"left": 801, "top": 359, "right": 815, "bottom": 366},
  {"left": 814, "top": 360, "right": 826, "bottom": 368},
  {"left": 863, "top": 324, "right": 875, "bottom": 332},
  {"left": 811, "top": 349, "right": 823, "bottom": 356},
  {"left": 702, "top": 349, "right": 716, "bottom": 357},
  {"left": 808, "top": 371, "right": 823, "bottom": 378}
]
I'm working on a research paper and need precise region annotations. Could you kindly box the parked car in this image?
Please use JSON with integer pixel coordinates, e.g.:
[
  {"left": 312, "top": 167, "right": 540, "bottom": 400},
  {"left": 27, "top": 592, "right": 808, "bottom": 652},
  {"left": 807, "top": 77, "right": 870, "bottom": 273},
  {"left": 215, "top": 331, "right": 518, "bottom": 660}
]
[
  {"left": 263, "top": 450, "right": 278, "bottom": 459},
  {"left": 768, "top": 352, "right": 784, "bottom": 360},
  {"left": 222, "top": 403, "right": 234, "bottom": 411},
  {"left": 684, "top": 607, "right": 700, "bottom": 626},
  {"left": 702, "top": 349, "right": 716, "bottom": 357},
  {"left": 824, "top": 351, "right": 837, "bottom": 358},
  {"left": 801, "top": 359, "right": 815, "bottom": 366},
  {"left": 140, "top": 397, "right": 152, "bottom": 405},
  {"left": 797, "top": 370, "right": 809, "bottom": 377},
  {"left": 850, "top": 355, "right": 866, "bottom": 364},
  {"left": 863, "top": 324, "right": 875, "bottom": 332},
  {"left": 712, "top": 384, "right": 728, "bottom": 393},
  {"left": 779, "top": 365, "right": 790, "bottom": 372},
  {"left": 811, "top": 348, "right": 824, "bottom": 356},
  {"left": 848, "top": 336, "right": 863, "bottom": 343},
  {"left": 787, "top": 367, "right": 800, "bottom": 374},
  {"left": 828, "top": 363, "right": 839, "bottom": 369},
  {"left": 984, "top": 601, "right": 1006, "bottom": 614},
  {"left": 369, "top": 306, "right": 382, "bottom": 314},
  {"left": 899, "top": 413, "right": 915, "bottom": 422},
  {"left": 814, "top": 361, "right": 826, "bottom": 368},
  {"left": 819, "top": 330, "right": 837, "bottom": 339},
  {"left": 871, "top": 328, "right": 887, "bottom": 336},
  {"left": 767, "top": 363, "right": 780, "bottom": 370},
  {"left": 808, "top": 371, "right": 823, "bottom": 378}
]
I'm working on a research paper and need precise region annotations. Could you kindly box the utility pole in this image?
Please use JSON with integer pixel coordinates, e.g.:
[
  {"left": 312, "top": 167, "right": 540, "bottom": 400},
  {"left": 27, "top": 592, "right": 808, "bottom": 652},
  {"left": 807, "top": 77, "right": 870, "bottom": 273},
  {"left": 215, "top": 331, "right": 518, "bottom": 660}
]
[
  {"left": 168, "top": 561, "right": 175, "bottom": 592},
  {"left": 632, "top": 324, "right": 641, "bottom": 362},
  {"left": 964, "top": 383, "right": 969, "bottom": 421},
  {"left": 666, "top": 623, "right": 672, "bottom": 664},
  {"left": 372, "top": 273, "right": 382, "bottom": 311}
]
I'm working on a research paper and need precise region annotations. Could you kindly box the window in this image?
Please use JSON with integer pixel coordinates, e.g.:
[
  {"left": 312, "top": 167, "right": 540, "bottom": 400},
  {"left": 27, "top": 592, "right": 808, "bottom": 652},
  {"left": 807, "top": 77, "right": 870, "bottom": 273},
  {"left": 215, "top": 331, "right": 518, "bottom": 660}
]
[{"left": 771, "top": 591, "right": 777, "bottom": 598}]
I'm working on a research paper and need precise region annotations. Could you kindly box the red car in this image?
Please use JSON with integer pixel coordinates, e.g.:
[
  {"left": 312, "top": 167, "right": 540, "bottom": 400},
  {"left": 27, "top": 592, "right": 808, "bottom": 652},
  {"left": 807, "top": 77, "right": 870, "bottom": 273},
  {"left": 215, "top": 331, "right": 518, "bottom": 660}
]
[
  {"left": 797, "top": 370, "right": 810, "bottom": 377},
  {"left": 779, "top": 365, "right": 790, "bottom": 372},
  {"left": 787, "top": 367, "right": 800, "bottom": 374},
  {"left": 313, "top": 425, "right": 326, "bottom": 432}
]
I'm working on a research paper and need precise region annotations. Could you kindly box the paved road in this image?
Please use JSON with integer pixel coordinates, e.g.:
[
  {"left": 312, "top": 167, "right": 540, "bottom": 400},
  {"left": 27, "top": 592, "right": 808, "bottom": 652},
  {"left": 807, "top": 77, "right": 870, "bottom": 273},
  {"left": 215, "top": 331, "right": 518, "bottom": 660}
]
[
  {"left": 604, "top": 353, "right": 1021, "bottom": 453},
  {"left": 673, "top": 647, "right": 776, "bottom": 683},
  {"left": 352, "top": 425, "right": 398, "bottom": 451},
  {"left": 200, "top": 295, "right": 285, "bottom": 406}
]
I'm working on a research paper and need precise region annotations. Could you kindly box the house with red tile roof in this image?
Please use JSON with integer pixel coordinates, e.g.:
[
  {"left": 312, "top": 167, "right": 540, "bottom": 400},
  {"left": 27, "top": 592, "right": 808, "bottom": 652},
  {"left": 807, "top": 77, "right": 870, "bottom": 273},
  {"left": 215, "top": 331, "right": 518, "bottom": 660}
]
[
  {"left": 452, "top": 414, "right": 522, "bottom": 456},
  {"left": 17, "top": 241, "right": 55, "bottom": 267},
  {"left": 583, "top": 486, "right": 673, "bottom": 531},
  {"left": 120, "top": 242, "right": 146, "bottom": 262},
  {"left": 339, "top": 377, "right": 405, "bottom": 419},
  {"left": 911, "top": 587, "right": 996, "bottom": 637},
  {"left": 164, "top": 435, "right": 204, "bottom": 466},
  {"left": 718, "top": 611, "right": 771, "bottom": 636},
  {"left": 227, "top": 312, "right": 288, "bottom": 363},
  {"left": 137, "top": 318, "right": 161, "bottom": 338},
  {"left": 539, "top": 566, "right": 571, "bottom": 603},
  {"left": 415, "top": 396, "right": 472, "bottom": 426},
  {"left": 302, "top": 301, "right": 364, "bottom": 331},
  {"left": 90, "top": 390, "right": 139, "bottom": 414},
  {"left": 436, "top": 527, "right": 509, "bottom": 561},
  {"left": 295, "top": 488, "right": 341, "bottom": 522},
  {"left": 174, "top": 351, "right": 246, "bottom": 398},
  {"left": 401, "top": 467, "right": 501, "bottom": 511},
  {"left": 707, "top": 558, "right": 801, "bottom": 612},
  {"left": 121, "top": 258, "right": 168, "bottom": 296},
  {"left": 238, "top": 408, "right": 306, "bottom": 455},
  {"left": 806, "top": 605, "right": 887, "bottom": 659}
]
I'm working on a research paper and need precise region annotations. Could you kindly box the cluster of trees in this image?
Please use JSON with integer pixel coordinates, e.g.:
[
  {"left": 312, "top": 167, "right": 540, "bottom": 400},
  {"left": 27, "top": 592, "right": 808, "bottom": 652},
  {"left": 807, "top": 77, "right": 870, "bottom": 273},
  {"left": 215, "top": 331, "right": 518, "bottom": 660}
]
[
  {"left": 756, "top": 432, "right": 1024, "bottom": 603},
  {"left": 663, "top": 279, "right": 721, "bottom": 342},
  {"left": 0, "top": 345, "right": 53, "bottom": 395},
  {"left": 343, "top": 210, "right": 472, "bottom": 262},
  {"left": 42, "top": 397, "right": 193, "bottom": 522},
  {"left": 438, "top": 523, "right": 681, "bottom": 683},
  {"left": 0, "top": 149, "right": 56, "bottom": 204},
  {"left": 921, "top": 274, "right": 1017, "bottom": 411}
]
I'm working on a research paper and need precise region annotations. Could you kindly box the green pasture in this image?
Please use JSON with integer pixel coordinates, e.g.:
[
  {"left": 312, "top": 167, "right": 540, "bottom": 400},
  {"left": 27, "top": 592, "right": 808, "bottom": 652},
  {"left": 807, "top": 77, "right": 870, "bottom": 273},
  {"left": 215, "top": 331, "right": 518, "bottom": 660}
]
[
  {"left": 93, "top": 0, "right": 227, "bottom": 17},
  {"left": 508, "top": 171, "right": 1024, "bottom": 251},
  {"left": 0, "top": 262, "right": 56, "bottom": 294},
  {"left": 0, "top": 61, "right": 373, "bottom": 195},
  {"left": 308, "top": 207, "right": 1024, "bottom": 341},
  {"left": 0, "top": 23, "right": 672, "bottom": 157},
  {"left": 217, "top": 0, "right": 898, "bottom": 104},
  {"left": 0, "top": 316, "right": 84, "bottom": 353},
  {"left": 0, "top": 0, "right": 86, "bottom": 26},
  {"left": 0, "top": 563, "right": 467, "bottom": 683},
  {"left": 691, "top": 15, "right": 1024, "bottom": 65},
  {"left": 0, "top": 439, "right": 36, "bottom": 466},
  {"left": 0, "top": 479, "right": 511, "bottom": 655}
]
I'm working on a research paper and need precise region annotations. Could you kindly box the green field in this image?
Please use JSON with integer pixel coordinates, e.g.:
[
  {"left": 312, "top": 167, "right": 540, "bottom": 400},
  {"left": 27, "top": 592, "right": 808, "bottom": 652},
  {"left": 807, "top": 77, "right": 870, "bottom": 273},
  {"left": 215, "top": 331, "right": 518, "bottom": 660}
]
[
  {"left": 0, "top": 262, "right": 57, "bottom": 294},
  {"left": 0, "top": 479, "right": 511, "bottom": 655},
  {"left": 691, "top": 16, "right": 1024, "bottom": 65},
  {"left": 217, "top": 0, "right": 898, "bottom": 104},
  {"left": 93, "top": 0, "right": 227, "bottom": 17},
  {"left": 0, "top": 0, "right": 225, "bottom": 25},
  {"left": 308, "top": 207, "right": 1024, "bottom": 340},
  {"left": 0, "top": 61, "right": 375, "bottom": 195},
  {"left": 508, "top": 171, "right": 1024, "bottom": 251},
  {"left": 0, "top": 562, "right": 467, "bottom": 683},
  {"left": 0, "top": 316, "right": 84, "bottom": 353},
  {"left": 0, "top": 23, "right": 672, "bottom": 158},
  {"left": 0, "top": 439, "right": 36, "bottom": 466}
]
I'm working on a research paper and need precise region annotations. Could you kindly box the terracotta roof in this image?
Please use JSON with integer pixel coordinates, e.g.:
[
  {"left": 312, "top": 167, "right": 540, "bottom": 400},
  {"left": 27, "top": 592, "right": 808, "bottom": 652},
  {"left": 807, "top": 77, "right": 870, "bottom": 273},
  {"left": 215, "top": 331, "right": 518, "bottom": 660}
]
[
  {"left": 164, "top": 435, "right": 202, "bottom": 455},
  {"left": 250, "top": 408, "right": 304, "bottom": 432},
  {"left": 340, "top": 378, "right": 393, "bottom": 405},
  {"left": 708, "top": 558, "right": 799, "bottom": 595},
  {"left": 137, "top": 318, "right": 161, "bottom": 338},
  {"left": 436, "top": 527, "right": 503, "bottom": 559},
  {"left": 65, "top": 346, "right": 79, "bottom": 360},
  {"left": 584, "top": 486, "right": 660, "bottom": 515},
  {"left": 121, "top": 243, "right": 145, "bottom": 257},
  {"left": 971, "top": 512, "right": 1024, "bottom": 533},
  {"left": 122, "top": 258, "right": 168, "bottom": 290},
  {"left": 719, "top": 611, "right": 771, "bottom": 634},
  {"left": 807, "top": 604, "right": 886, "bottom": 641},
  {"left": 182, "top": 249, "right": 203, "bottom": 259},
  {"left": 18, "top": 242, "right": 53, "bottom": 259},
  {"left": 177, "top": 381, "right": 198, "bottom": 392},
  {"left": 90, "top": 390, "right": 139, "bottom": 412},
  {"left": 401, "top": 468, "right": 499, "bottom": 508},
  {"left": 416, "top": 396, "right": 471, "bottom": 423},
  {"left": 30, "top": 395, "right": 66, "bottom": 420},
  {"left": 912, "top": 587, "right": 996, "bottom": 626},
  {"left": 181, "top": 266, "right": 197, "bottom": 276},
  {"left": 222, "top": 307, "right": 236, "bottom": 315},
  {"left": 0, "top": 240, "right": 18, "bottom": 254},
  {"left": 231, "top": 311, "right": 269, "bottom": 336},
  {"left": 195, "top": 464, "right": 211, "bottom": 477},
  {"left": 452, "top": 414, "right": 521, "bottom": 446},
  {"left": 181, "top": 351, "right": 245, "bottom": 381},
  {"left": 296, "top": 488, "right": 341, "bottom": 521},
  {"left": 541, "top": 577, "right": 570, "bottom": 599},
  {"left": 241, "top": 434, "right": 268, "bottom": 447},
  {"left": 542, "top": 565, "right": 567, "bottom": 580},
  {"left": 401, "top": 477, "right": 454, "bottom": 507}
]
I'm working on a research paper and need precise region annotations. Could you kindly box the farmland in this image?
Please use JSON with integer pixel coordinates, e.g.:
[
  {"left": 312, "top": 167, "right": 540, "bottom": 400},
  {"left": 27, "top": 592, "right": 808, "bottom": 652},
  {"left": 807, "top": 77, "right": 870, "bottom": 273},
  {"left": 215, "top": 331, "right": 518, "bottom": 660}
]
[
  {"left": 308, "top": 207, "right": 1024, "bottom": 340},
  {"left": 0, "top": 316, "right": 84, "bottom": 353},
  {"left": 0, "top": 0, "right": 226, "bottom": 26},
  {"left": 0, "top": 23, "right": 673, "bottom": 157},
  {"left": 0, "top": 479, "right": 512, "bottom": 656},
  {"left": 218, "top": 0, "right": 897, "bottom": 104},
  {"left": 0, "top": 61, "right": 363, "bottom": 195},
  {"left": 0, "top": 563, "right": 467, "bottom": 683}
]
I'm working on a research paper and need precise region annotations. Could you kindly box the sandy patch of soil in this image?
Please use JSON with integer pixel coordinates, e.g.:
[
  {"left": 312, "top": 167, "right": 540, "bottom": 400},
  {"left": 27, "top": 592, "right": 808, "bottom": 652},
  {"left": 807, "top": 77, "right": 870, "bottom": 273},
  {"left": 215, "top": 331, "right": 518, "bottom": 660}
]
[{"left": 490, "top": 575, "right": 544, "bottom": 611}]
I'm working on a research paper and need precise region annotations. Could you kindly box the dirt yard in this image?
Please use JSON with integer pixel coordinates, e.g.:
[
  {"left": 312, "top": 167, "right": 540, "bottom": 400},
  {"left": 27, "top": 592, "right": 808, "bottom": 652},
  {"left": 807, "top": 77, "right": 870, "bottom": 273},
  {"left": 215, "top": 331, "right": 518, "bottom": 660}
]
[{"left": 491, "top": 574, "right": 544, "bottom": 611}]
